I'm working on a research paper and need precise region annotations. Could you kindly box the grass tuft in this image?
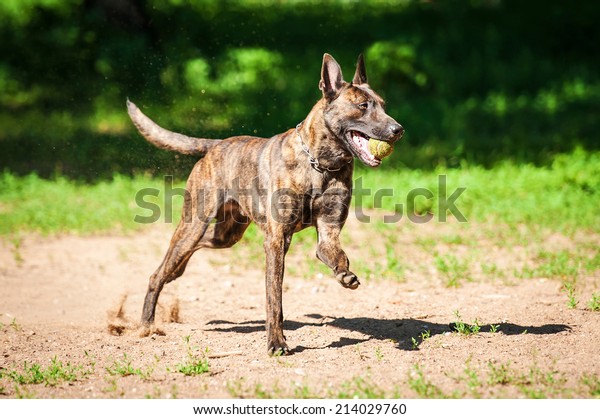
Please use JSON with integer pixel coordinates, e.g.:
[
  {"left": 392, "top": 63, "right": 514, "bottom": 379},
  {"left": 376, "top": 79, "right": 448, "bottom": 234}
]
[
  {"left": 587, "top": 293, "right": 600, "bottom": 312},
  {"left": 173, "top": 336, "right": 210, "bottom": 376},
  {"left": 1, "top": 357, "right": 91, "bottom": 387},
  {"left": 105, "top": 353, "right": 154, "bottom": 380},
  {"left": 451, "top": 310, "right": 481, "bottom": 336}
]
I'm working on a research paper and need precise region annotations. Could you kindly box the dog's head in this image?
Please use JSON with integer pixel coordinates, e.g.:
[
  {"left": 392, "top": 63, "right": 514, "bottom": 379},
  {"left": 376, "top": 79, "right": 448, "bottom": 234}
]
[{"left": 319, "top": 53, "right": 404, "bottom": 167}]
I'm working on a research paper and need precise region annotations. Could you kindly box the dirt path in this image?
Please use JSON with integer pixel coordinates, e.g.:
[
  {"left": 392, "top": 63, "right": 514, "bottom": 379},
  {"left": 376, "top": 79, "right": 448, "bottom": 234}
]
[{"left": 1, "top": 220, "right": 598, "bottom": 398}]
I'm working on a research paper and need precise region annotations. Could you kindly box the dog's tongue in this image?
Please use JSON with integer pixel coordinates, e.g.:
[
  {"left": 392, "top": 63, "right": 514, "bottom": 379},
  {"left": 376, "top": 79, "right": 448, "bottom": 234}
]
[
  {"left": 352, "top": 132, "right": 370, "bottom": 154},
  {"left": 347, "top": 130, "right": 381, "bottom": 167}
]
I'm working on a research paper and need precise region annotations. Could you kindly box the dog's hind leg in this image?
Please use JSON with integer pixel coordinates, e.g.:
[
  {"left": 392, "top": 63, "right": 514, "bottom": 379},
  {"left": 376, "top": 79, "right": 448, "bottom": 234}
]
[
  {"left": 141, "top": 217, "right": 210, "bottom": 327},
  {"left": 315, "top": 220, "right": 360, "bottom": 290},
  {"left": 141, "top": 199, "right": 250, "bottom": 328}
]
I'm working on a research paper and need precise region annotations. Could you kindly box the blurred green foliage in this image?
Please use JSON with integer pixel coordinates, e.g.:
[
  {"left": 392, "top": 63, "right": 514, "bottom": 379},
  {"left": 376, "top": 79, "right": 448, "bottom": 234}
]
[{"left": 1, "top": 0, "right": 599, "bottom": 179}]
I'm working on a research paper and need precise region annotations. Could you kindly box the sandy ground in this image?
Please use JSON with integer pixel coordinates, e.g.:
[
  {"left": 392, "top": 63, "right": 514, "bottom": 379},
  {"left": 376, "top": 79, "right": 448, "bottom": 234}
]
[{"left": 0, "top": 218, "right": 599, "bottom": 399}]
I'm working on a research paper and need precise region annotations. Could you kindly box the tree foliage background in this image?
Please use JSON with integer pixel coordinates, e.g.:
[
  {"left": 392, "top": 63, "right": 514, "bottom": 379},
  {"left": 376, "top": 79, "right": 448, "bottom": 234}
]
[{"left": 1, "top": 0, "right": 599, "bottom": 179}]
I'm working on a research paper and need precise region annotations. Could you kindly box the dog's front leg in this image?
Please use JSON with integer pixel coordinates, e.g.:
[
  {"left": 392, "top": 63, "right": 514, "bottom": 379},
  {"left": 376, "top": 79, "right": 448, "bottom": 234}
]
[
  {"left": 263, "top": 230, "right": 292, "bottom": 355},
  {"left": 316, "top": 221, "right": 360, "bottom": 290}
]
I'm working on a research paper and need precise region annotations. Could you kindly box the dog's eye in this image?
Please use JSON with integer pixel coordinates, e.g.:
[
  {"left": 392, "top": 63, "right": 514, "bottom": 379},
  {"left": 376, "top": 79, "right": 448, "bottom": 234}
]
[{"left": 357, "top": 102, "right": 369, "bottom": 110}]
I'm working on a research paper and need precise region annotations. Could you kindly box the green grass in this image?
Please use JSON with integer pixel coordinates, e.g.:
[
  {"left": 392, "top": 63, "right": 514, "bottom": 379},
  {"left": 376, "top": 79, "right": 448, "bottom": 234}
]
[
  {"left": 408, "top": 365, "right": 446, "bottom": 398},
  {"left": 487, "top": 361, "right": 513, "bottom": 386},
  {"left": 451, "top": 310, "right": 481, "bottom": 336},
  {"left": 173, "top": 336, "right": 210, "bottom": 376},
  {"left": 411, "top": 329, "right": 431, "bottom": 350},
  {"left": 175, "top": 358, "right": 209, "bottom": 376},
  {"left": 105, "top": 353, "right": 154, "bottom": 380},
  {"left": 518, "top": 250, "right": 587, "bottom": 280},
  {"left": 588, "top": 293, "right": 600, "bottom": 311},
  {"left": 581, "top": 374, "right": 600, "bottom": 396},
  {"left": 407, "top": 360, "right": 596, "bottom": 399},
  {"left": 0, "top": 172, "right": 176, "bottom": 236},
  {"left": 1, "top": 149, "right": 599, "bottom": 236},
  {"left": 1, "top": 357, "right": 92, "bottom": 387},
  {"left": 435, "top": 254, "right": 471, "bottom": 287},
  {"left": 355, "top": 148, "right": 600, "bottom": 233}
]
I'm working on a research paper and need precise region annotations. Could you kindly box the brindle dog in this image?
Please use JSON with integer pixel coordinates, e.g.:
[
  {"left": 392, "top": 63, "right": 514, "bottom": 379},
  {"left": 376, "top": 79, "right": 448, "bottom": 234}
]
[{"left": 127, "top": 53, "right": 404, "bottom": 355}]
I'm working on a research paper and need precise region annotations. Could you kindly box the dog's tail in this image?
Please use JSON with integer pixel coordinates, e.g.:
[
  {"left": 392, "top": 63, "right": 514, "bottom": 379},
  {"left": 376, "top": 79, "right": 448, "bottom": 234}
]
[{"left": 126, "top": 100, "right": 220, "bottom": 156}]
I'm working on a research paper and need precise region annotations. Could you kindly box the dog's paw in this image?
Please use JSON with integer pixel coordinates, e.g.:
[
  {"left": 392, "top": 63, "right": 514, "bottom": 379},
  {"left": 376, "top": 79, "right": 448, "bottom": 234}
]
[
  {"left": 267, "top": 340, "right": 291, "bottom": 356},
  {"left": 137, "top": 324, "right": 165, "bottom": 338},
  {"left": 336, "top": 271, "right": 360, "bottom": 289}
]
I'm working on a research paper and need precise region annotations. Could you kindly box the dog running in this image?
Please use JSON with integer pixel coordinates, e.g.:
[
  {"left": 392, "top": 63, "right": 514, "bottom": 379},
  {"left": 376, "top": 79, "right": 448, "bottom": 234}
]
[{"left": 127, "top": 53, "right": 404, "bottom": 355}]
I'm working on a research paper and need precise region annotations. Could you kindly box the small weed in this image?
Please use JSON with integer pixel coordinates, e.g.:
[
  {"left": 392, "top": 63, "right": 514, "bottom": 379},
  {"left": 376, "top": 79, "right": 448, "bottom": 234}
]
[
  {"left": 176, "top": 357, "right": 209, "bottom": 376},
  {"left": 101, "top": 378, "right": 119, "bottom": 394},
  {"left": 10, "top": 236, "right": 24, "bottom": 265},
  {"left": 374, "top": 347, "right": 384, "bottom": 361},
  {"left": 587, "top": 293, "right": 600, "bottom": 311},
  {"left": 411, "top": 337, "right": 419, "bottom": 350},
  {"left": 411, "top": 328, "right": 431, "bottom": 350},
  {"left": 463, "top": 361, "right": 481, "bottom": 397},
  {"left": 354, "top": 343, "right": 366, "bottom": 361},
  {"left": 170, "top": 384, "right": 179, "bottom": 399},
  {"left": 408, "top": 365, "right": 444, "bottom": 398},
  {"left": 3, "top": 357, "right": 84, "bottom": 386},
  {"left": 10, "top": 318, "right": 22, "bottom": 332},
  {"left": 226, "top": 378, "right": 247, "bottom": 398},
  {"left": 435, "top": 254, "right": 470, "bottom": 287},
  {"left": 564, "top": 281, "right": 578, "bottom": 309},
  {"left": 145, "top": 385, "right": 164, "bottom": 399},
  {"left": 445, "top": 358, "right": 481, "bottom": 397},
  {"left": 106, "top": 353, "right": 153, "bottom": 380},
  {"left": 517, "top": 250, "right": 600, "bottom": 281},
  {"left": 252, "top": 383, "right": 276, "bottom": 399},
  {"left": 293, "top": 384, "right": 316, "bottom": 399},
  {"left": 519, "top": 250, "right": 578, "bottom": 279},
  {"left": 362, "top": 238, "right": 405, "bottom": 281},
  {"left": 174, "top": 336, "right": 209, "bottom": 376},
  {"left": 489, "top": 324, "right": 501, "bottom": 333},
  {"left": 519, "top": 386, "right": 547, "bottom": 399},
  {"left": 581, "top": 374, "right": 600, "bottom": 397},
  {"left": 105, "top": 354, "right": 137, "bottom": 377},
  {"left": 83, "top": 350, "right": 97, "bottom": 371},
  {"left": 451, "top": 310, "right": 481, "bottom": 336},
  {"left": 13, "top": 384, "right": 36, "bottom": 399},
  {"left": 481, "top": 262, "right": 506, "bottom": 279},
  {"left": 383, "top": 240, "right": 405, "bottom": 280},
  {"left": 487, "top": 361, "right": 513, "bottom": 385},
  {"left": 516, "top": 363, "right": 568, "bottom": 398}
]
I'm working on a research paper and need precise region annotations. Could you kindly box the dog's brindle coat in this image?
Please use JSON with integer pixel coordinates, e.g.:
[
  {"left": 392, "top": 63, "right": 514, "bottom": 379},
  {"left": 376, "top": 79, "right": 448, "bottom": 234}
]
[{"left": 127, "top": 54, "right": 404, "bottom": 355}]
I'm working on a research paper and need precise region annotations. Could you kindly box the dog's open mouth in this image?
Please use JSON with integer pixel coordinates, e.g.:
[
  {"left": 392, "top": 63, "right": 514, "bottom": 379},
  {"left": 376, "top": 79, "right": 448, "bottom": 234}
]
[{"left": 345, "top": 130, "right": 381, "bottom": 167}]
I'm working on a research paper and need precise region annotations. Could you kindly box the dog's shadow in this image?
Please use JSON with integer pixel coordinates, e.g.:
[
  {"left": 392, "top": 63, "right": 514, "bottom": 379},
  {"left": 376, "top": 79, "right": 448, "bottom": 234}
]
[{"left": 205, "top": 314, "right": 572, "bottom": 353}]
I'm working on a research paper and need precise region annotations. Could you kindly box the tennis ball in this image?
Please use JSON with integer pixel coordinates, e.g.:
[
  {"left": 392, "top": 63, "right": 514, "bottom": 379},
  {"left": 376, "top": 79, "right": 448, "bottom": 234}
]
[{"left": 368, "top": 138, "right": 394, "bottom": 159}]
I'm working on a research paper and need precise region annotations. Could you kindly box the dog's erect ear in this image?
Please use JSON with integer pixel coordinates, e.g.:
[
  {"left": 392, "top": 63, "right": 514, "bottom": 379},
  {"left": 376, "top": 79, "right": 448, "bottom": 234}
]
[
  {"left": 319, "top": 53, "right": 344, "bottom": 99},
  {"left": 352, "top": 53, "right": 368, "bottom": 85}
]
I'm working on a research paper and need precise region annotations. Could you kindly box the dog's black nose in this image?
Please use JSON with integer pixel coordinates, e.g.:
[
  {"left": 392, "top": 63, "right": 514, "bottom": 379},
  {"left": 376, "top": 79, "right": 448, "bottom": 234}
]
[{"left": 390, "top": 124, "right": 405, "bottom": 138}]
